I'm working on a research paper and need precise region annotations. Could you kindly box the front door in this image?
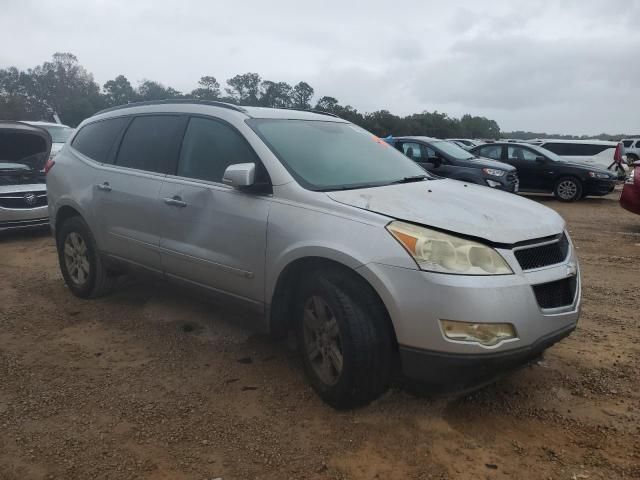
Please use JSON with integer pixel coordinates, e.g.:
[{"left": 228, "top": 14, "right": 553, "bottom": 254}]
[
  {"left": 506, "top": 145, "right": 549, "bottom": 191},
  {"left": 159, "top": 116, "right": 271, "bottom": 303}
]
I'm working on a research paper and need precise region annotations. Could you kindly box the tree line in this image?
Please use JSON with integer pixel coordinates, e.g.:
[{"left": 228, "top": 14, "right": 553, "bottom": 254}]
[{"left": 1, "top": 52, "right": 506, "bottom": 139}]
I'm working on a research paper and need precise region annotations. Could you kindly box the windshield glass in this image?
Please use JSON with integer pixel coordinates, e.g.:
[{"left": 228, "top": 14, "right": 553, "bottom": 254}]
[
  {"left": 248, "top": 119, "right": 430, "bottom": 190},
  {"left": 43, "top": 125, "right": 73, "bottom": 143},
  {"left": 432, "top": 140, "right": 475, "bottom": 160},
  {"left": 529, "top": 144, "right": 566, "bottom": 162}
]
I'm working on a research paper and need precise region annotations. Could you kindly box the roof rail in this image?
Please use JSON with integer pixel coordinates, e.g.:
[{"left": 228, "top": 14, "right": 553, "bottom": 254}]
[
  {"left": 95, "top": 99, "right": 248, "bottom": 116},
  {"left": 306, "top": 109, "right": 340, "bottom": 118}
]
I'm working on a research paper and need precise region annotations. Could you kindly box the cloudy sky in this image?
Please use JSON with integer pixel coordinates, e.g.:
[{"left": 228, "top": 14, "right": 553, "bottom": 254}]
[{"left": 2, "top": 0, "right": 638, "bottom": 134}]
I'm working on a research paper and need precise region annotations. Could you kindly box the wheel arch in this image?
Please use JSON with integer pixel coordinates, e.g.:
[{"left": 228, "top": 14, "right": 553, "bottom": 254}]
[{"left": 268, "top": 255, "right": 398, "bottom": 350}]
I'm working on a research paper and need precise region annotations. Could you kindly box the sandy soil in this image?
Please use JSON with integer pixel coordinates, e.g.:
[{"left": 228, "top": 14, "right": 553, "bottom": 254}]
[{"left": 0, "top": 192, "right": 638, "bottom": 480}]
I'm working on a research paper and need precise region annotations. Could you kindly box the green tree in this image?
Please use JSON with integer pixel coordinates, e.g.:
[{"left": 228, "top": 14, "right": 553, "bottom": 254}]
[
  {"left": 103, "top": 75, "right": 137, "bottom": 107},
  {"left": 291, "top": 81, "right": 314, "bottom": 109},
  {"left": 260, "top": 81, "right": 293, "bottom": 108},
  {"left": 225, "top": 73, "right": 261, "bottom": 105},
  {"left": 315, "top": 96, "right": 339, "bottom": 112},
  {"left": 137, "top": 80, "right": 181, "bottom": 101},
  {"left": 190, "top": 76, "right": 220, "bottom": 100}
]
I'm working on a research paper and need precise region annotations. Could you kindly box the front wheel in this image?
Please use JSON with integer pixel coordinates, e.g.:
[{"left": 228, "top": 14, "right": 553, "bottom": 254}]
[
  {"left": 295, "top": 269, "right": 393, "bottom": 409},
  {"left": 56, "top": 216, "right": 113, "bottom": 298},
  {"left": 554, "top": 177, "right": 583, "bottom": 202}
]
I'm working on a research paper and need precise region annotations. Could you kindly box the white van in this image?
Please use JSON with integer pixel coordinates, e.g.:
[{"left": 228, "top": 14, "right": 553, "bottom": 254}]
[{"left": 527, "top": 139, "right": 625, "bottom": 173}]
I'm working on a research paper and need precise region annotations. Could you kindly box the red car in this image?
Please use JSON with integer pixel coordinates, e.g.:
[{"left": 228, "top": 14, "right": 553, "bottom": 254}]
[{"left": 620, "top": 163, "right": 640, "bottom": 215}]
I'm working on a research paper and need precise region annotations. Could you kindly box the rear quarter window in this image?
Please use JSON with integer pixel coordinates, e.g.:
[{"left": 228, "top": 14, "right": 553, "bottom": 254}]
[
  {"left": 542, "top": 142, "right": 611, "bottom": 156},
  {"left": 71, "top": 117, "right": 130, "bottom": 163}
]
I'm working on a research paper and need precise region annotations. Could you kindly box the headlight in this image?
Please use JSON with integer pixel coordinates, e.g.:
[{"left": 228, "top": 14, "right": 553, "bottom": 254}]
[
  {"left": 482, "top": 168, "right": 505, "bottom": 177},
  {"left": 440, "top": 320, "right": 517, "bottom": 346},
  {"left": 386, "top": 221, "right": 512, "bottom": 275},
  {"left": 626, "top": 169, "right": 635, "bottom": 185},
  {"left": 588, "top": 171, "right": 610, "bottom": 179}
]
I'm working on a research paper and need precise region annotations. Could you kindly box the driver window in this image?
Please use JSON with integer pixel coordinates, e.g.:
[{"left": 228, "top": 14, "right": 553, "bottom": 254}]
[
  {"left": 401, "top": 142, "right": 425, "bottom": 161},
  {"left": 508, "top": 146, "right": 538, "bottom": 161}
]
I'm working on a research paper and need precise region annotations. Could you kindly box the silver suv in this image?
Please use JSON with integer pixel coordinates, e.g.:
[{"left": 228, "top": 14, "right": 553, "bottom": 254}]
[{"left": 48, "top": 101, "right": 581, "bottom": 408}]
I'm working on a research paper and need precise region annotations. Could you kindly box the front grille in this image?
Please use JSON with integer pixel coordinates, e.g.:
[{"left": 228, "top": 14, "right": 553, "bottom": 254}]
[
  {"left": 532, "top": 277, "right": 576, "bottom": 309},
  {"left": 514, "top": 234, "right": 569, "bottom": 270},
  {"left": 0, "top": 192, "right": 47, "bottom": 209},
  {"left": 0, "top": 218, "right": 49, "bottom": 229}
]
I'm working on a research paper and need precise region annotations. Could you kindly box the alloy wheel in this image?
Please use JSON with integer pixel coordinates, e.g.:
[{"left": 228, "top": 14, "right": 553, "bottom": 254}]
[
  {"left": 64, "top": 232, "right": 90, "bottom": 285},
  {"left": 557, "top": 180, "right": 578, "bottom": 200},
  {"left": 302, "top": 295, "right": 344, "bottom": 386}
]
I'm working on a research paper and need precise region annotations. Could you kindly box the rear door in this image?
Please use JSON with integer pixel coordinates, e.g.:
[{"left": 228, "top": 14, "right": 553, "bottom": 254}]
[
  {"left": 93, "top": 114, "right": 187, "bottom": 272},
  {"left": 158, "top": 116, "right": 271, "bottom": 303}
]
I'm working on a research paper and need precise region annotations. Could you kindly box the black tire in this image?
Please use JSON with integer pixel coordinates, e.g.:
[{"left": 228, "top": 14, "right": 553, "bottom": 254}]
[
  {"left": 56, "top": 215, "right": 113, "bottom": 298},
  {"left": 554, "top": 176, "right": 583, "bottom": 202},
  {"left": 294, "top": 268, "right": 394, "bottom": 409}
]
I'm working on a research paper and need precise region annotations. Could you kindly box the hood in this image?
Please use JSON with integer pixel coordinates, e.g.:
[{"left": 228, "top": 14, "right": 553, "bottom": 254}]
[
  {"left": 327, "top": 179, "right": 565, "bottom": 244},
  {"left": 464, "top": 156, "right": 516, "bottom": 171},
  {"left": 0, "top": 121, "right": 52, "bottom": 172}
]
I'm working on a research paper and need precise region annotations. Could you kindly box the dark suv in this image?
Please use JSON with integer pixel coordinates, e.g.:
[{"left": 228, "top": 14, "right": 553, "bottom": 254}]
[
  {"left": 384, "top": 136, "right": 519, "bottom": 192},
  {"left": 470, "top": 142, "right": 618, "bottom": 202}
]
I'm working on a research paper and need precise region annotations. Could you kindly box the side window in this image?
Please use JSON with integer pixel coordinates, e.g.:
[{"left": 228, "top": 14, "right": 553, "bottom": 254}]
[
  {"left": 116, "top": 115, "right": 187, "bottom": 174},
  {"left": 424, "top": 146, "right": 437, "bottom": 159},
  {"left": 623, "top": 140, "right": 633, "bottom": 148},
  {"left": 400, "top": 142, "right": 425, "bottom": 161},
  {"left": 177, "top": 117, "right": 260, "bottom": 183},
  {"left": 635, "top": 140, "right": 640, "bottom": 148},
  {"left": 478, "top": 145, "right": 502, "bottom": 160},
  {"left": 71, "top": 117, "right": 129, "bottom": 163},
  {"left": 508, "top": 146, "right": 538, "bottom": 161}
]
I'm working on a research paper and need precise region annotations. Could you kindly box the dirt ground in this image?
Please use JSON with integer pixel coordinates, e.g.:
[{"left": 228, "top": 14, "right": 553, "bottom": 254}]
[{"left": 0, "top": 192, "right": 638, "bottom": 480}]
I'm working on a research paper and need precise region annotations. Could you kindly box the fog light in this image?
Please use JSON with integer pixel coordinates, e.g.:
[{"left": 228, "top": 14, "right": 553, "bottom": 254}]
[
  {"left": 486, "top": 180, "right": 501, "bottom": 188},
  {"left": 440, "top": 320, "right": 517, "bottom": 346}
]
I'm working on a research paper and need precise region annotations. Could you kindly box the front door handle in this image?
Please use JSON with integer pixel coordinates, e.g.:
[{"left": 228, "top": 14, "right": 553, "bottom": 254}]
[
  {"left": 96, "top": 182, "right": 112, "bottom": 192},
  {"left": 163, "top": 196, "right": 187, "bottom": 208}
]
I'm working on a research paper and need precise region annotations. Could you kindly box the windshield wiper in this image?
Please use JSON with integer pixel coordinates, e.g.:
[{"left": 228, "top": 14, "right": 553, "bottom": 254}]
[{"left": 389, "top": 175, "right": 428, "bottom": 185}]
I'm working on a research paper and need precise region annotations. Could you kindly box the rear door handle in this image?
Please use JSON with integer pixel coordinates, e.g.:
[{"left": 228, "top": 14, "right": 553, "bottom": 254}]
[
  {"left": 163, "top": 196, "right": 187, "bottom": 208},
  {"left": 96, "top": 182, "right": 112, "bottom": 192}
]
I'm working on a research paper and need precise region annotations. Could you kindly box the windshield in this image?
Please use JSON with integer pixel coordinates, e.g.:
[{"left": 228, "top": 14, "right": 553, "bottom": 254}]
[
  {"left": 432, "top": 140, "right": 475, "bottom": 160},
  {"left": 248, "top": 119, "right": 430, "bottom": 191},
  {"left": 529, "top": 144, "right": 566, "bottom": 163},
  {"left": 42, "top": 125, "right": 73, "bottom": 143}
]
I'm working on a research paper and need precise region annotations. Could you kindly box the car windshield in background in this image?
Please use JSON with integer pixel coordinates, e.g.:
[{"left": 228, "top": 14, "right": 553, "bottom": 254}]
[
  {"left": 433, "top": 141, "right": 475, "bottom": 160},
  {"left": 530, "top": 144, "right": 567, "bottom": 163},
  {"left": 43, "top": 126, "right": 74, "bottom": 143},
  {"left": 248, "top": 119, "right": 430, "bottom": 191}
]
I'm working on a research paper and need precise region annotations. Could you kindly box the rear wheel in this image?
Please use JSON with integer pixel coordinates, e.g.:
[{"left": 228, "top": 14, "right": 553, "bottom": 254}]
[
  {"left": 295, "top": 268, "right": 393, "bottom": 409},
  {"left": 554, "top": 177, "right": 583, "bottom": 202},
  {"left": 57, "top": 216, "right": 113, "bottom": 298}
]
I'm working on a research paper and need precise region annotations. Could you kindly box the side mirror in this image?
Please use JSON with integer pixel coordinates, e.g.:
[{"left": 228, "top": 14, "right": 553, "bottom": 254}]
[
  {"left": 222, "top": 163, "right": 255, "bottom": 188},
  {"left": 535, "top": 156, "right": 546, "bottom": 163}
]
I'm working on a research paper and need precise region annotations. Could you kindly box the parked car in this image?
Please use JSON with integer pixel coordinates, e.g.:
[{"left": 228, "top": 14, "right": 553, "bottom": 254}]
[
  {"left": 0, "top": 121, "right": 51, "bottom": 231},
  {"left": 385, "top": 136, "right": 519, "bottom": 192},
  {"left": 48, "top": 100, "right": 580, "bottom": 408},
  {"left": 620, "top": 162, "right": 640, "bottom": 216},
  {"left": 526, "top": 139, "right": 627, "bottom": 175},
  {"left": 471, "top": 142, "right": 618, "bottom": 202},
  {"left": 445, "top": 138, "right": 482, "bottom": 150},
  {"left": 21, "top": 121, "right": 74, "bottom": 159},
  {"left": 621, "top": 138, "right": 640, "bottom": 162}
]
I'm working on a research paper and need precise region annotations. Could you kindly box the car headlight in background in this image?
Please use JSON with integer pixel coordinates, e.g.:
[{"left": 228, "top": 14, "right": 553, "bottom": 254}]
[
  {"left": 588, "top": 171, "right": 610, "bottom": 179},
  {"left": 440, "top": 320, "right": 517, "bottom": 346},
  {"left": 386, "top": 221, "right": 512, "bottom": 275},
  {"left": 626, "top": 169, "right": 635, "bottom": 185},
  {"left": 482, "top": 168, "right": 505, "bottom": 177}
]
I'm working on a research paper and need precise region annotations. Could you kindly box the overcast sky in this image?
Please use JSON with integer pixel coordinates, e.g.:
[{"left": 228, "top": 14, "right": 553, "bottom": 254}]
[{"left": 2, "top": 0, "right": 638, "bottom": 134}]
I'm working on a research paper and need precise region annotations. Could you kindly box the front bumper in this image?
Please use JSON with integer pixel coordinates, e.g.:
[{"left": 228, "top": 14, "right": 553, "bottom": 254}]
[
  {"left": 584, "top": 178, "right": 617, "bottom": 196},
  {"left": 0, "top": 205, "right": 49, "bottom": 231},
  {"left": 400, "top": 323, "right": 574, "bottom": 389},
  {"left": 356, "top": 244, "right": 580, "bottom": 383}
]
